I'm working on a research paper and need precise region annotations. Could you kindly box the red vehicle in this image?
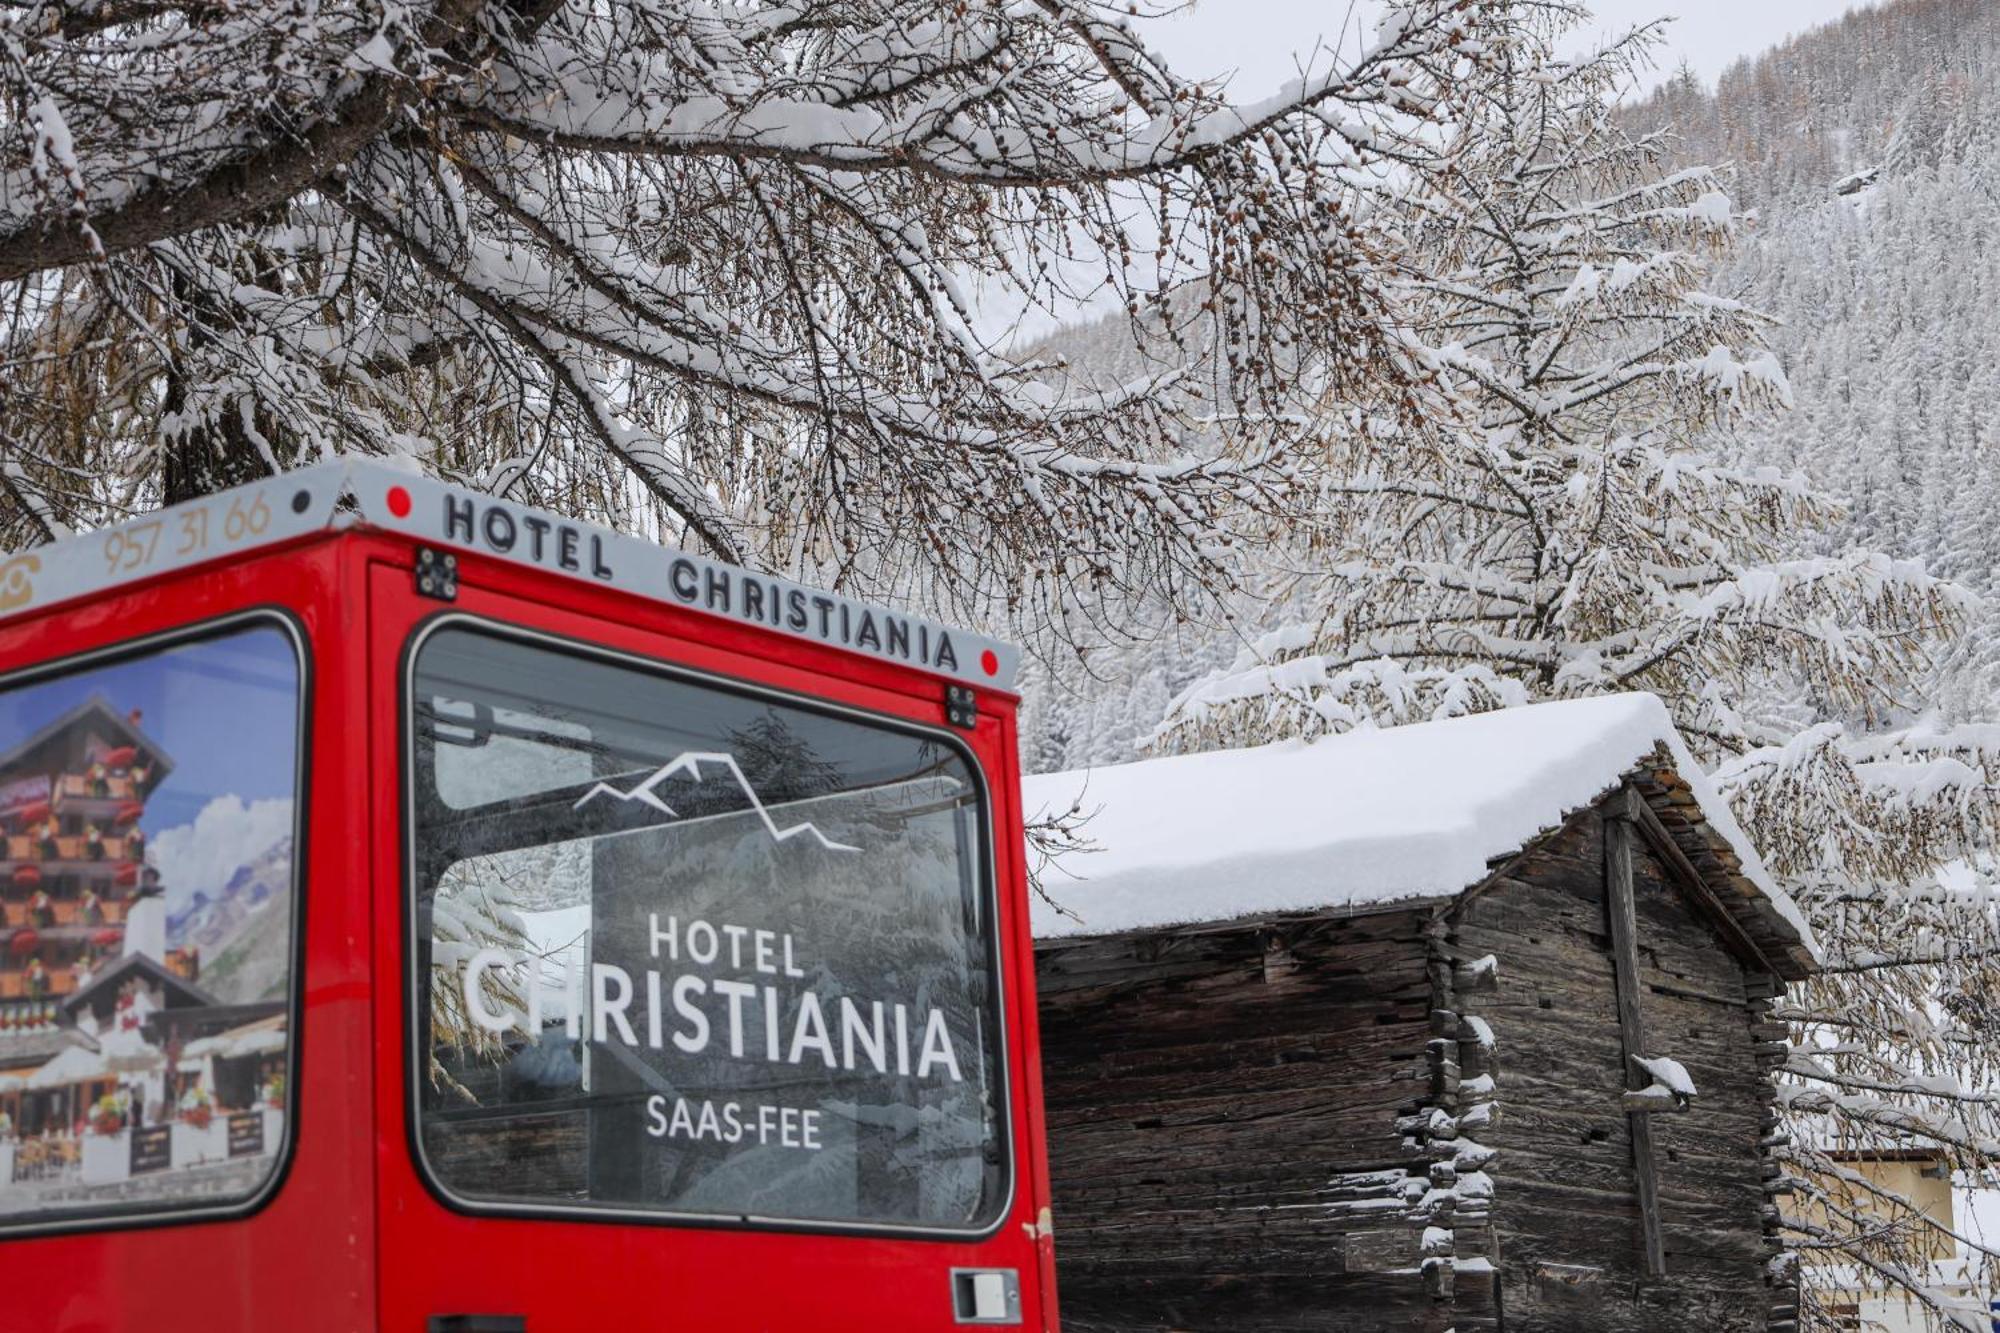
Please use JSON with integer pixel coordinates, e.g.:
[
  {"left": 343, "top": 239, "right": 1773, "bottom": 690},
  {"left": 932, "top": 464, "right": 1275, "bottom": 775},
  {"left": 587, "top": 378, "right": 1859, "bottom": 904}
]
[{"left": 0, "top": 462, "right": 1057, "bottom": 1331}]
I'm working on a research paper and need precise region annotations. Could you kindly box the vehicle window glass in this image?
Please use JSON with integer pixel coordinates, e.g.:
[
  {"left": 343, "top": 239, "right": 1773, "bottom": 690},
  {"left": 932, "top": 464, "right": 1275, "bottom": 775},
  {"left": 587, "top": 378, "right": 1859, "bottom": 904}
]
[
  {"left": 0, "top": 623, "right": 302, "bottom": 1230},
  {"left": 410, "top": 627, "right": 1006, "bottom": 1232}
]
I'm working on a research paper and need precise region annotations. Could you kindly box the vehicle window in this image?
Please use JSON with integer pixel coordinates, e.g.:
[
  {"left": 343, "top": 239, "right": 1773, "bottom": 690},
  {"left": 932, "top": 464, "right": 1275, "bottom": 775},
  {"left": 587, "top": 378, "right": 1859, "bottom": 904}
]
[
  {"left": 0, "top": 621, "right": 302, "bottom": 1230},
  {"left": 409, "top": 626, "right": 1006, "bottom": 1233}
]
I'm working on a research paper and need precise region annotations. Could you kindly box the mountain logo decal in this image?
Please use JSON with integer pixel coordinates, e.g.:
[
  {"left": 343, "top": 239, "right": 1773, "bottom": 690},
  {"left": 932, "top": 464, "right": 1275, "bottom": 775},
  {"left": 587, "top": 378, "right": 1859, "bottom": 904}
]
[{"left": 572, "top": 751, "right": 860, "bottom": 853}]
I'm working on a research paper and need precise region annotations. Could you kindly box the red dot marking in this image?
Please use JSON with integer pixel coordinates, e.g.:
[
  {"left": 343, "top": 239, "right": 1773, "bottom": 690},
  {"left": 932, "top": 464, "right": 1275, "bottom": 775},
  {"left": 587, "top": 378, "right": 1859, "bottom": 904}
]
[
  {"left": 980, "top": 649, "right": 999, "bottom": 677},
  {"left": 386, "top": 486, "right": 412, "bottom": 518}
]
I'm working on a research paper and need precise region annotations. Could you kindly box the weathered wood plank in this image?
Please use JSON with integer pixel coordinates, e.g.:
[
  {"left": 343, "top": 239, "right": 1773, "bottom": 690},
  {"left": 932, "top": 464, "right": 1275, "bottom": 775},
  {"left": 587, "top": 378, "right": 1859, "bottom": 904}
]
[{"left": 1606, "top": 791, "right": 1669, "bottom": 1280}]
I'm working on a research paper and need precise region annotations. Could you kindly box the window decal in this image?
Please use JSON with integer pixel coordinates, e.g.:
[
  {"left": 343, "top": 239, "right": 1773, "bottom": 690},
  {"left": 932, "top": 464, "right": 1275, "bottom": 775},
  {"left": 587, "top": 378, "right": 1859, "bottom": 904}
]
[
  {"left": 0, "top": 623, "right": 302, "bottom": 1228},
  {"left": 411, "top": 626, "right": 1007, "bottom": 1233}
]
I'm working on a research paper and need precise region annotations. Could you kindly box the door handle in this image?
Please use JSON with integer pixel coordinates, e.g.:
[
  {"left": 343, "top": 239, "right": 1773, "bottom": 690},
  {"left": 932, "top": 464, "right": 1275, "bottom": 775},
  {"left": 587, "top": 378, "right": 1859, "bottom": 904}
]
[{"left": 428, "top": 1318, "right": 525, "bottom": 1333}]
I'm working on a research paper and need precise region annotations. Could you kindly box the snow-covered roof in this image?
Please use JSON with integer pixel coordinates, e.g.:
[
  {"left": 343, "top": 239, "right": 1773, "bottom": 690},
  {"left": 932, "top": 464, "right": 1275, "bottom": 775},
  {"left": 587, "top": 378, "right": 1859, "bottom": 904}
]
[{"left": 1026, "top": 694, "right": 1817, "bottom": 970}]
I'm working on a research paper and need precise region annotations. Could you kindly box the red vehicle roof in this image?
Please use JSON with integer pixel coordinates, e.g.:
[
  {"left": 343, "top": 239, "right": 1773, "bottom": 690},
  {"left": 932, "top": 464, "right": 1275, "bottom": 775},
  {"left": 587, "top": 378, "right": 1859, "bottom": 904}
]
[{"left": 0, "top": 460, "right": 1018, "bottom": 694}]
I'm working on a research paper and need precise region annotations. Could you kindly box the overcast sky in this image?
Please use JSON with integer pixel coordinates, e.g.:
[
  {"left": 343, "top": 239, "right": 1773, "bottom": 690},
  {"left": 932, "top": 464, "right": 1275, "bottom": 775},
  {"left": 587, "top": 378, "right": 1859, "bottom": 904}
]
[{"left": 1144, "top": 1, "right": 1859, "bottom": 101}]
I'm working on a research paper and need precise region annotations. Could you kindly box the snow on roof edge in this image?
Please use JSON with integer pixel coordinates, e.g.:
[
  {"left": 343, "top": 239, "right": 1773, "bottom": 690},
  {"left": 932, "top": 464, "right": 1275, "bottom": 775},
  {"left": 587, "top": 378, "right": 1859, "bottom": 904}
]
[
  {"left": 1026, "top": 693, "right": 1818, "bottom": 963},
  {"left": 1642, "top": 710, "right": 1819, "bottom": 959}
]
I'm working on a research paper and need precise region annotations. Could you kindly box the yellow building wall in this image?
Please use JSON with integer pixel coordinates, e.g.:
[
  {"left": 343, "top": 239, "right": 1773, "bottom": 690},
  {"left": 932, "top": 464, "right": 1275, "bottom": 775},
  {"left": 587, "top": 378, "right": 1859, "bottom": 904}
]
[{"left": 1802, "top": 1155, "right": 1955, "bottom": 1264}]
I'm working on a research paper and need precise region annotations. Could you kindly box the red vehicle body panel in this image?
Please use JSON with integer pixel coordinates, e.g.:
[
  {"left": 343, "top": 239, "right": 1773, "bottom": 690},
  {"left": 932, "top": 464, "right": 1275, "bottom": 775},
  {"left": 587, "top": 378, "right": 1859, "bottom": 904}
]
[{"left": 0, "top": 506, "right": 1057, "bottom": 1332}]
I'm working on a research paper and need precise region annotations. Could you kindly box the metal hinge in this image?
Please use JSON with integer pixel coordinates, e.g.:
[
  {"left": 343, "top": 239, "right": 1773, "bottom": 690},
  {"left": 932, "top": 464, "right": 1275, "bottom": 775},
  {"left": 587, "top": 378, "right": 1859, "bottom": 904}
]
[
  {"left": 415, "top": 547, "right": 459, "bottom": 601},
  {"left": 945, "top": 685, "right": 978, "bottom": 731}
]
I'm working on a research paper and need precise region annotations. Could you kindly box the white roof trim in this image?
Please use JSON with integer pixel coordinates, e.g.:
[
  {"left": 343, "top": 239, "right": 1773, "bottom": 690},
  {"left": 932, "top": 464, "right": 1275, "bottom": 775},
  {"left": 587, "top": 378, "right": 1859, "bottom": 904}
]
[{"left": 0, "top": 460, "right": 1017, "bottom": 691}]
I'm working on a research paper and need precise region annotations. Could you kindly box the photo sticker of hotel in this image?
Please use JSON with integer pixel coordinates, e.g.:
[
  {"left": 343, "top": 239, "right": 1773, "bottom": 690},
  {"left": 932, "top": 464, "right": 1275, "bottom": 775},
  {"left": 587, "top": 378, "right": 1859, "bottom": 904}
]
[{"left": 0, "top": 695, "right": 287, "bottom": 1213}]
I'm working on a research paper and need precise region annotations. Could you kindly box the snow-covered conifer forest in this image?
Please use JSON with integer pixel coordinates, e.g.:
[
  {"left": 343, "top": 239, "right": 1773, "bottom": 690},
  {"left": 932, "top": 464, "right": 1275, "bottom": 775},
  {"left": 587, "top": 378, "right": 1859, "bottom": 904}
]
[{"left": 4, "top": 0, "right": 2000, "bottom": 1324}]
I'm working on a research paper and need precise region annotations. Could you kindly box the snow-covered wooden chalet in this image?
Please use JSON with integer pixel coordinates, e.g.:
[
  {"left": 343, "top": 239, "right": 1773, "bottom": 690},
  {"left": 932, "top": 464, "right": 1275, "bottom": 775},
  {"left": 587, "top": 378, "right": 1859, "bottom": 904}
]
[{"left": 1028, "top": 694, "right": 1818, "bottom": 1333}]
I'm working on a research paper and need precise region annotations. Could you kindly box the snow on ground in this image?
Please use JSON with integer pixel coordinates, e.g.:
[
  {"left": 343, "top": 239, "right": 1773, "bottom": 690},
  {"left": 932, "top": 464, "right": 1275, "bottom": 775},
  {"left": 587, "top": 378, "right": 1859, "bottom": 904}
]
[{"left": 1026, "top": 692, "right": 1813, "bottom": 948}]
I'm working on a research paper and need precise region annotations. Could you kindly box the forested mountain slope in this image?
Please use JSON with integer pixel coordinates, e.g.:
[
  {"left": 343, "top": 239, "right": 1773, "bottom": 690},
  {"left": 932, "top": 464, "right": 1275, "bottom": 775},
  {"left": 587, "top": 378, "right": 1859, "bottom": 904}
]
[
  {"left": 1011, "top": 301, "right": 1250, "bottom": 774},
  {"left": 1637, "top": 0, "right": 2000, "bottom": 206},
  {"left": 1631, "top": 0, "right": 2000, "bottom": 718}
]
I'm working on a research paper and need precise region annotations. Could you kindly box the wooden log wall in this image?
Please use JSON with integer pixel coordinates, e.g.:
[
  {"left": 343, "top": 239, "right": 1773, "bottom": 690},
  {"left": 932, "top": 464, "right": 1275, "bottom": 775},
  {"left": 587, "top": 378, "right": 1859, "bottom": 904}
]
[
  {"left": 1744, "top": 971, "right": 1800, "bottom": 1333},
  {"left": 1415, "top": 913, "right": 1504, "bottom": 1330},
  {"left": 1033, "top": 772, "right": 1797, "bottom": 1331},
  {"left": 1448, "top": 800, "right": 1781, "bottom": 1331},
  {"left": 1034, "top": 909, "right": 1450, "bottom": 1332}
]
